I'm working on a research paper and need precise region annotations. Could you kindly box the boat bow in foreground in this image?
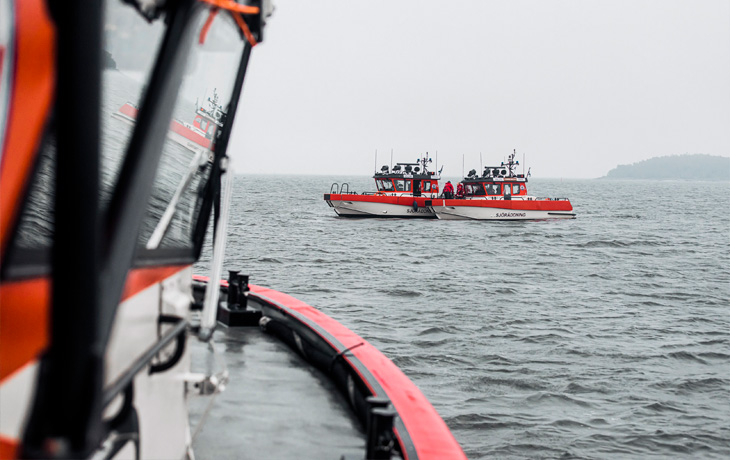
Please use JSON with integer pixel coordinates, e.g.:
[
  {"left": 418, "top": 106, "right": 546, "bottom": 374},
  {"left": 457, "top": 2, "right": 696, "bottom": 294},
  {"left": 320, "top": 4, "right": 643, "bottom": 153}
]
[{"left": 0, "top": 1, "right": 465, "bottom": 459}]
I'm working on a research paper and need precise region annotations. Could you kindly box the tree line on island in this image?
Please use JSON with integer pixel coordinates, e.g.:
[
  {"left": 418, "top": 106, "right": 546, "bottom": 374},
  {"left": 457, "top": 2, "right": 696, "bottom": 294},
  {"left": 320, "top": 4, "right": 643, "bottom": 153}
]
[{"left": 604, "top": 154, "right": 730, "bottom": 181}]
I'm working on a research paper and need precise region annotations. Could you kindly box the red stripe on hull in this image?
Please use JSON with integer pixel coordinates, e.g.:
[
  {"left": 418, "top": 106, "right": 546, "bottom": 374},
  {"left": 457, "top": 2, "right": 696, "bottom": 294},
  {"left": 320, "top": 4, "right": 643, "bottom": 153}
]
[
  {"left": 118, "top": 103, "right": 138, "bottom": 119},
  {"left": 248, "top": 284, "right": 467, "bottom": 460},
  {"left": 328, "top": 194, "right": 435, "bottom": 207},
  {"left": 169, "top": 119, "right": 211, "bottom": 149},
  {"left": 116, "top": 104, "right": 211, "bottom": 149},
  {"left": 436, "top": 198, "right": 573, "bottom": 212},
  {"left": 121, "top": 265, "right": 190, "bottom": 301}
]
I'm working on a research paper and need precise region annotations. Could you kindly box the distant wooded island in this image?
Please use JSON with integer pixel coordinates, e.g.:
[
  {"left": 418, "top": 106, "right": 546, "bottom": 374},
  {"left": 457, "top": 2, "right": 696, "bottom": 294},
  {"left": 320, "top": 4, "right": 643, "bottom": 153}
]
[{"left": 604, "top": 154, "right": 730, "bottom": 180}]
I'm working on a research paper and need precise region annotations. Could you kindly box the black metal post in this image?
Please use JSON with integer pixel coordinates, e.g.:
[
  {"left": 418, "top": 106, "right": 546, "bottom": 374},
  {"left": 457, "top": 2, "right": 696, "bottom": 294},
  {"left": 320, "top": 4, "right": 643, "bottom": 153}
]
[
  {"left": 227, "top": 270, "right": 241, "bottom": 308},
  {"left": 365, "top": 406, "right": 397, "bottom": 460},
  {"left": 22, "top": 0, "right": 103, "bottom": 456}
]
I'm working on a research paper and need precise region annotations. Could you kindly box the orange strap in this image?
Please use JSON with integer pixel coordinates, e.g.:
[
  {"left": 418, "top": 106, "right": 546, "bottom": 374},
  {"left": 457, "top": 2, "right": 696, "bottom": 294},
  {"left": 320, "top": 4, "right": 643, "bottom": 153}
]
[
  {"left": 198, "top": 1, "right": 259, "bottom": 47},
  {"left": 199, "top": 0, "right": 259, "bottom": 15},
  {"left": 198, "top": 8, "right": 219, "bottom": 44},
  {"left": 232, "top": 11, "right": 258, "bottom": 47}
]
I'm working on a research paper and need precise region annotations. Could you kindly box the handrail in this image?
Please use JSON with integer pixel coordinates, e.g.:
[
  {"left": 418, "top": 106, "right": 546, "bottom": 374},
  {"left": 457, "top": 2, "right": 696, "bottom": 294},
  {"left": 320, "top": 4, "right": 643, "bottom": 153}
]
[
  {"left": 330, "top": 183, "right": 339, "bottom": 194},
  {"left": 103, "top": 318, "right": 188, "bottom": 407}
]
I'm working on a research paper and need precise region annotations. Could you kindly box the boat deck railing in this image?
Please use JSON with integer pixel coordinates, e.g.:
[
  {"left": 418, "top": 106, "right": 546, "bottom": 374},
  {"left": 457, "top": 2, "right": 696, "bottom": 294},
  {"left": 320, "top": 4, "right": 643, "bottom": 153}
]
[{"left": 329, "top": 183, "right": 356, "bottom": 195}]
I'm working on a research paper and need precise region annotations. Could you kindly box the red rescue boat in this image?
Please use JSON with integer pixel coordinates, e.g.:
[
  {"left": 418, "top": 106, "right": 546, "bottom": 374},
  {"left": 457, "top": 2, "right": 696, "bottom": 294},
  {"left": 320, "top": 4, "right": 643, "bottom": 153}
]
[
  {"left": 325, "top": 154, "right": 442, "bottom": 218},
  {"left": 113, "top": 89, "right": 225, "bottom": 157},
  {"left": 427, "top": 150, "right": 576, "bottom": 220}
]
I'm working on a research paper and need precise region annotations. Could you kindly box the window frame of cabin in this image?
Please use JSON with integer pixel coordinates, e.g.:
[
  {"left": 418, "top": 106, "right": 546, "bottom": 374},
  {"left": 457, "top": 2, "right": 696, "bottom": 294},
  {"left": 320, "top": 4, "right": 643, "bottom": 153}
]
[
  {"left": 486, "top": 183, "right": 502, "bottom": 196},
  {"left": 466, "top": 183, "right": 485, "bottom": 196},
  {"left": 393, "top": 179, "right": 411, "bottom": 192}
]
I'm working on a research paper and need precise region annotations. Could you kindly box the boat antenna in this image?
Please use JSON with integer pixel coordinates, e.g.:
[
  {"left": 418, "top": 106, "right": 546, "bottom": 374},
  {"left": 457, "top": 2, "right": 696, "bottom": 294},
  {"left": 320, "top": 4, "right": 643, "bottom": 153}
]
[
  {"left": 480, "top": 152, "right": 483, "bottom": 173},
  {"left": 435, "top": 150, "right": 438, "bottom": 175},
  {"left": 390, "top": 148, "right": 393, "bottom": 170},
  {"left": 462, "top": 154, "right": 465, "bottom": 178},
  {"left": 374, "top": 149, "right": 377, "bottom": 174},
  {"left": 522, "top": 150, "right": 525, "bottom": 176}
]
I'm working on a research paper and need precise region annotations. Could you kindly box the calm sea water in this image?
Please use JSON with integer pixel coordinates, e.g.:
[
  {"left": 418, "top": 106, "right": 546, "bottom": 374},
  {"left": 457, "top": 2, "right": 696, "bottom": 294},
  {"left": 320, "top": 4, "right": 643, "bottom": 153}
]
[{"left": 203, "top": 174, "right": 730, "bottom": 459}]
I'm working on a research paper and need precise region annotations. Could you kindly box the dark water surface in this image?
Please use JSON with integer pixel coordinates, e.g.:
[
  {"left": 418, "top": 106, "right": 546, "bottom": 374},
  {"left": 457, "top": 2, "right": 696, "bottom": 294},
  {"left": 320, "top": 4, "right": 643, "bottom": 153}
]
[{"left": 202, "top": 174, "right": 730, "bottom": 459}]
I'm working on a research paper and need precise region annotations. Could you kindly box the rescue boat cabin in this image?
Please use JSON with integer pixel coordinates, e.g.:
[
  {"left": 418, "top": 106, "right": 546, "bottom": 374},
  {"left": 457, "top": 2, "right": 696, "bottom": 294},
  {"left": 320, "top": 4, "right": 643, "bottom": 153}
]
[
  {"left": 192, "top": 91, "right": 227, "bottom": 140},
  {"left": 461, "top": 168, "right": 528, "bottom": 199},
  {"left": 374, "top": 162, "right": 440, "bottom": 197},
  {"left": 461, "top": 151, "right": 527, "bottom": 199}
]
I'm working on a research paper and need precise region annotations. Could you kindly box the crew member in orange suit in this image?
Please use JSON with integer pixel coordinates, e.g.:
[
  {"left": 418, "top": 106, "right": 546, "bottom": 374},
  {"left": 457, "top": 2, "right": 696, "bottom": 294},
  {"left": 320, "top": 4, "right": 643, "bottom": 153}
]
[
  {"left": 456, "top": 182, "right": 465, "bottom": 198},
  {"left": 443, "top": 181, "right": 454, "bottom": 199}
]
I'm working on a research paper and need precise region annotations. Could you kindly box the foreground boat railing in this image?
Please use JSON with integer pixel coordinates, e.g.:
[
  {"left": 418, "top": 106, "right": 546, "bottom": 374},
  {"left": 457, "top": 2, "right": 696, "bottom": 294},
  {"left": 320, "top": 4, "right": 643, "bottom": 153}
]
[{"left": 190, "top": 272, "right": 467, "bottom": 459}]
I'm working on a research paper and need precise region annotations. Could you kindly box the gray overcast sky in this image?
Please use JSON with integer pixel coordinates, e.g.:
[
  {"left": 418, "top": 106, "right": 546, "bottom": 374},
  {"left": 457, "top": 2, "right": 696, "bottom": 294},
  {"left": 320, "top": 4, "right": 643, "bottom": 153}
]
[{"left": 229, "top": 0, "right": 730, "bottom": 179}]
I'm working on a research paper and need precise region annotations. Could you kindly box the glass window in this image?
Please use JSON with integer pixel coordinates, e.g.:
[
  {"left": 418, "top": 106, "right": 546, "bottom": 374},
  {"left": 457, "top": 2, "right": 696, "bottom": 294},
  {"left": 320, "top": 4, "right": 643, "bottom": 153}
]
[
  {"left": 4, "top": 3, "right": 250, "bottom": 275},
  {"left": 487, "top": 183, "right": 502, "bottom": 196},
  {"left": 136, "top": 10, "right": 244, "bottom": 252},
  {"left": 9, "top": 135, "right": 56, "bottom": 253},
  {"left": 101, "top": 1, "right": 167, "bottom": 211},
  {"left": 423, "top": 181, "right": 431, "bottom": 192},
  {"left": 513, "top": 184, "right": 521, "bottom": 195},
  {"left": 394, "top": 180, "right": 405, "bottom": 191},
  {"left": 466, "top": 183, "right": 485, "bottom": 196},
  {"left": 404, "top": 180, "right": 411, "bottom": 192},
  {"left": 3, "top": 1, "right": 168, "bottom": 275},
  {"left": 381, "top": 180, "right": 394, "bottom": 191}
]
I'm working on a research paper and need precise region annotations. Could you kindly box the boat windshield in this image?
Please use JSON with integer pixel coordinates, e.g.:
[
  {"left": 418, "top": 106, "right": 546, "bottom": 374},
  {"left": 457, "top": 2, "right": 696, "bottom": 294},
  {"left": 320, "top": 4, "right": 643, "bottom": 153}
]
[
  {"left": 135, "top": 10, "right": 244, "bottom": 256},
  {"left": 393, "top": 179, "right": 411, "bottom": 192},
  {"left": 486, "top": 183, "right": 502, "bottom": 196},
  {"left": 2, "top": 2, "right": 247, "bottom": 276},
  {"left": 466, "top": 183, "right": 485, "bottom": 196},
  {"left": 379, "top": 179, "right": 394, "bottom": 191},
  {"left": 100, "top": 0, "right": 167, "bottom": 206},
  {"left": 2, "top": 0, "right": 169, "bottom": 275}
]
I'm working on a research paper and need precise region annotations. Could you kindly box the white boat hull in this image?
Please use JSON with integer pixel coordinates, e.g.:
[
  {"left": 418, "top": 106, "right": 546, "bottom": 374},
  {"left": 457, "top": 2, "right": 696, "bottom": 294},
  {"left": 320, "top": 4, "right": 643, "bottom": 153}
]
[
  {"left": 327, "top": 199, "right": 435, "bottom": 218},
  {"left": 429, "top": 203, "right": 575, "bottom": 220}
]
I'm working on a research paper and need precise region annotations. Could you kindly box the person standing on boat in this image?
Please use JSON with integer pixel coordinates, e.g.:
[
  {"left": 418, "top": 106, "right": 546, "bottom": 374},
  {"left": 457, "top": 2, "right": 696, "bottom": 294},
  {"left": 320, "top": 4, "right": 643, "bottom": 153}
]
[
  {"left": 456, "top": 182, "right": 465, "bottom": 199},
  {"left": 443, "top": 181, "right": 454, "bottom": 199}
]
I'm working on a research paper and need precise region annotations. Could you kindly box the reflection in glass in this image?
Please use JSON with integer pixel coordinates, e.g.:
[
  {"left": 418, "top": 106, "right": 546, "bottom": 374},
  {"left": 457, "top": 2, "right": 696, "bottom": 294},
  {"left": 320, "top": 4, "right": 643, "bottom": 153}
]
[
  {"left": 101, "top": 1, "right": 166, "bottom": 209},
  {"left": 138, "top": 11, "right": 244, "bottom": 251}
]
